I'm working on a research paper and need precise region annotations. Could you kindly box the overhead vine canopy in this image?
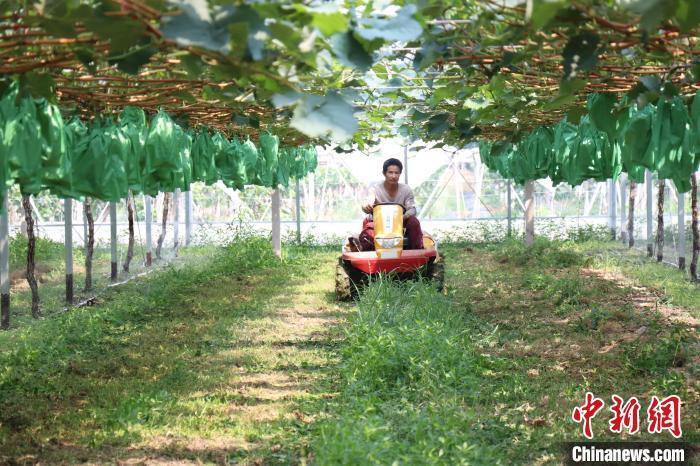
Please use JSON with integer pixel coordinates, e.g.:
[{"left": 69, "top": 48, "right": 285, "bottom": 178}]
[
  {"left": 1, "top": 0, "right": 699, "bottom": 148},
  {"left": 1, "top": 0, "right": 427, "bottom": 143},
  {"left": 359, "top": 0, "right": 700, "bottom": 147}
]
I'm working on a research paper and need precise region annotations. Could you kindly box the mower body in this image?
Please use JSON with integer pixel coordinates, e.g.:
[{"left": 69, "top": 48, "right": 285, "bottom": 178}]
[{"left": 336, "top": 203, "right": 443, "bottom": 300}]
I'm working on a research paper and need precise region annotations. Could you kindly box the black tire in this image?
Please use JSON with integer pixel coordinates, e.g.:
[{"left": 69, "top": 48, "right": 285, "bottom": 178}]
[
  {"left": 427, "top": 254, "right": 445, "bottom": 292},
  {"left": 335, "top": 259, "right": 353, "bottom": 301}
]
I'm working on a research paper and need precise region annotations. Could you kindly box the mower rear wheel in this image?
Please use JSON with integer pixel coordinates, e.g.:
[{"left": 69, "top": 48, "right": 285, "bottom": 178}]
[
  {"left": 427, "top": 254, "right": 445, "bottom": 292},
  {"left": 335, "top": 259, "right": 353, "bottom": 301}
]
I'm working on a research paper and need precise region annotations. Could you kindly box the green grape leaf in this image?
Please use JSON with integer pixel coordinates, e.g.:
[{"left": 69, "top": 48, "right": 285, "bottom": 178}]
[
  {"left": 330, "top": 31, "right": 373, "bottom": 71},
  {"left": 312, "top": 12, "right": 348, "bottom": 36},
  {"left": 272, "top": 91, "right": 303, "bottom": 107},
  {"left": 530, "top": 0, "right": 568, "bottom": 29},
  {"left": 109, "top": 46, "right": 156, "bottom": 74},
  {"left": 561, "top": 78, "right": 587, "bottom": 94},
  {"left": 411, "top": 109, "right": 430, "bottom": 122},
  {"left": 161, "top": 0, "right": 231, "bottom": 54},
  {"left": 226, "top": 4, "right": 266, "bottom": 60},
  {"left": 180, "top": 53, "right": 205, "bottom": 77},
  {"left": 20, "top": 72, "right": 56, "bottom": 101},
  {"left": 37, "top": 17, "right": 79, "bottom": 38},
  {"left": 84, "top": 16, "right": 146, "bottom": 53},
  {"left": 73, "top": 46, "right": 96, "bottom": 73},
  {"left": 544, "top": 78, "right": 586, "bottom": 110},
  {"left": 567, "top": 106, "right": 587, "bottom": 124},
  {"left": 661, "top": 81, "right": 679, "bottom": 97},
  {"left": 229, "top": 22, "right": 249, "bottom": 58},
  {"left": 675, "top": 0, "right": 700, "bottom": 32},
  {"left": 232, "top": 114, "right": 259, "bottom": 128},
  {"left": 426, "top": 113, "right": 450, "bottom": 137},
  {"left": 562, "top": 32, "right": 599, "bottom": 79},
  {"left": 622, "top": 0, "right": 675, "bottom": 31},
  {"left": 269, "top": 21, "right": 301, "bottom": 50},
  {"left": 640, "top": 75, "right": 661, "bottom": 91},
  {"left": 290, "top": 92, "right": 358, "bottom": 141},
  {"left": 413, "top": 42, "right": 445, "bottom": 70},
  {"left": 356, "top": 5, "right": 422, "bottom": 42},
  {"left": 172, "top": 90, "right": 196, "bottom": 103}
]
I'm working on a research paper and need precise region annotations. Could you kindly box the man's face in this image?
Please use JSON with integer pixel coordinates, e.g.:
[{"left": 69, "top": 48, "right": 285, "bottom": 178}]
[{"left": 384, "top": 165, "right": 401, "bottom": 185}]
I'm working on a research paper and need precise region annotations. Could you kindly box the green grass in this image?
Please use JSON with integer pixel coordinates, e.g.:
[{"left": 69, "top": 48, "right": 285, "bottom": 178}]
[
  {"left": 6, "top": 233, "right": 176, "bottom": 328},
  {"left": 9, "top": 234, "right": 71, "bottom": 272},
  {"left": 1, "top": 234, "right": 697, "bottom": 464},
  {"left": 0, "top": 235, "right": 345, "bottom": 464},
  {"left": 313, "top": 279, "right": 510, "bottom": 464},
  {"left": 312, "top": 238, "right": 698, "bottom": 465}
]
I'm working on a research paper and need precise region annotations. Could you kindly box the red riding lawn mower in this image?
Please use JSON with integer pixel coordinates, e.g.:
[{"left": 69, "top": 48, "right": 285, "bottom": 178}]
[{"left": 335, "top": 203, "right": 444, "bottom": 301}]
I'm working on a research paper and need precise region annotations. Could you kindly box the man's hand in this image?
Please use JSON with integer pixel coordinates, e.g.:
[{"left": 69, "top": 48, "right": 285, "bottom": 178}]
[{"left": 362, "top": 203, "right": 373, "bottom": 214}]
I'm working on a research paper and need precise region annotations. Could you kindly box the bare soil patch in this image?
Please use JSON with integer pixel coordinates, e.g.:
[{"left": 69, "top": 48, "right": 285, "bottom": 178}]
[{"left": 583, "top": 267, "right": 700, "bottom": 328}]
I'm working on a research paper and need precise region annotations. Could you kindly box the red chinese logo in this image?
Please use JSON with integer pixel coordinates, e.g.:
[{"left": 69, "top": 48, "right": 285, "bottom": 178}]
[
  {"left": 609, "top": 395, "right": 641, "bottom": 435},
  {"left": 572, "top": 393, "right": 682, "bottom": 439},
  {"left": 647, "top": 395, "right": 682, "bottom": 438},
  {"left": 572, "top": 392, "right": 605, "bottom": 439}
]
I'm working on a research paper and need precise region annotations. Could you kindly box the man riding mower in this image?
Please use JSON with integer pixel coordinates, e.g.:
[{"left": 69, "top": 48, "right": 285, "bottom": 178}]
[{"left": 335, "top": 158, "right": 444, "bottom": 300}]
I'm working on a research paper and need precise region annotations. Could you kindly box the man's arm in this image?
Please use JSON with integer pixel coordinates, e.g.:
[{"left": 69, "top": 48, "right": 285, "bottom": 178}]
[
  {"left": 362, "top": 184, "right": 376, "bottom": 214},
  {"left": 403, "top": 186, "right": 417, "bottom": 219}
]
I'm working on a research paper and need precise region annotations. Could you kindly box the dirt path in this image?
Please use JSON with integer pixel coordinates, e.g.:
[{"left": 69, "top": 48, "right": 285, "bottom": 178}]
[
  {"left": 0, "top": 249, "right": 348, "bottom": 465},
  {"left": 122, "top": 261, "right": 346, "bottom": 465},
  {"left": 583, "top": 267, "right": 700, "bottom": 329}
]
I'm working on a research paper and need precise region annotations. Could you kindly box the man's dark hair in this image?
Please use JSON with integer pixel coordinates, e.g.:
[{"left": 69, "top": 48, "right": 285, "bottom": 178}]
[{"left": 382, "top": 158, "right": 403, "bottom": 174}]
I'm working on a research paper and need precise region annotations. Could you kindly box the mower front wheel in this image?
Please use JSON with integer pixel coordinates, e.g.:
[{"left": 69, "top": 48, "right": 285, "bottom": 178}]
[
  {"left": 335, "top": 259, "right": 353, "bottom": 301},
  {"left": 427, "top": 254, "right": 445, "bottom": 292}
]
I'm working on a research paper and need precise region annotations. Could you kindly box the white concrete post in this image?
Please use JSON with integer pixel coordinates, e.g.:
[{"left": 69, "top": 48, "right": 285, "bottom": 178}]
[
  {"left": 185, "top": 190, "right": 192, "bottom": 246},
  {"left": 64, "top": 198, "right": 73, "bottom": 303},
  {"left": 620, "top": 174, "right": 628, "bottom": 244},
  {"left": 646, "top": 170, "right": 654, "bottom": 256},
  {"left": 80, "top": 200, "right": 88, "bottom": 248},
  {"left": 145, "top": 194, "right": 153, "bottom": 266},
  {"left": 507, "top": 179, "right": 512, "bottom": 237},
  {"left": 0, "top": 194, "right": 9, "bottom": 329},
  {"left": 404, "top": 145, "right": 408, "bottom": 184},
  {"left": 272, "top": 189, "right": 281, "bottom": 258},
  {"left": 173, "top": 189, "right": 180, "bottom": 251},
  {"left": 608, "top": 179, "right": 617, "bottom": 240},
  {"left": 110, "top": 201, "right": 118, "bottom": 282},
  {"left": 678, "top": 185, "right": 686, "bottom": 270},
  {"left": 524, "top": 180, "right": 535, "bottom": 246},
  {"left": 307, "top": 173, "right": 315, "bottom": 220},
  {"left": 295, "top": 178, "right": 302, "bottom": 244}
]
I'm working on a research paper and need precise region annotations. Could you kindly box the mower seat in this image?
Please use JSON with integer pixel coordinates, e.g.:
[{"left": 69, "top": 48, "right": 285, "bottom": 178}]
[{"left": 403, "top": 229, "right": 410, "bottom": 249}]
